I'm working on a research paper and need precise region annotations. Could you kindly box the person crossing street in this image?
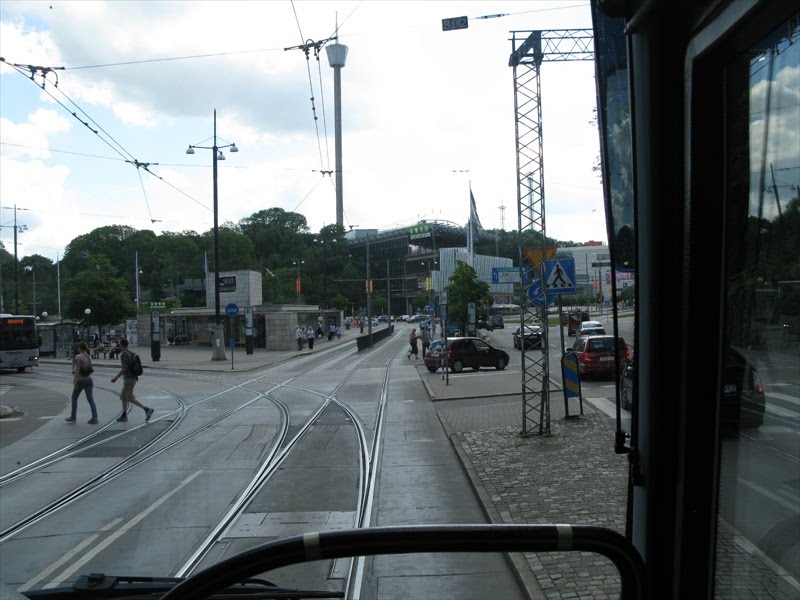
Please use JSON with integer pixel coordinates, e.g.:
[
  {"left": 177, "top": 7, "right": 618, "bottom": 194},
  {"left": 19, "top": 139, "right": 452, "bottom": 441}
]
[{"left": 111, "top": 339, "right": 154, "bottom": 423}]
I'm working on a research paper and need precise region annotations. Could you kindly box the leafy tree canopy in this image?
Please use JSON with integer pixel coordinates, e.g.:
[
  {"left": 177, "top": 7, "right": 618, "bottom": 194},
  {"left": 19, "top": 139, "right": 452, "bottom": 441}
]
[
  {"left": 445, "top": 260, "right": 492, "bottom": 330},
  {"left": 63, "top": 255, "right": 135, "bottom": 329}
]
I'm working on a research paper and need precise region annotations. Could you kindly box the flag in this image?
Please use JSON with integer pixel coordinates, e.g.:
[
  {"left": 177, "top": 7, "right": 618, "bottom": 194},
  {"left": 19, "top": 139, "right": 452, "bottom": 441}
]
[
  {"left": 203, "top": 252, "right": 208, "bottom": 275},
  {"left": 469, "top": 188, "right": 483, "bottom": 242}
]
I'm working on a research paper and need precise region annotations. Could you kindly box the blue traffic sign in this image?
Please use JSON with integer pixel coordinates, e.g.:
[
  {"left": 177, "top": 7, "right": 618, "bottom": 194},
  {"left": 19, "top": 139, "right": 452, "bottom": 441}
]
[
  {"left": 527, "top": 280, "right": 554, "bottom": 307},
  {"left": 225, "top": 303, "right": 240, "bottom": 318}
]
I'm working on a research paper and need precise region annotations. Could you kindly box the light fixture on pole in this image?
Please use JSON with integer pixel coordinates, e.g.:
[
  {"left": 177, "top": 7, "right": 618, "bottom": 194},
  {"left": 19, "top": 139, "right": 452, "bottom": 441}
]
[
  {"left": 84, "top": 307, "right": 91, "bottom": 342},
  {"left": 186, "top": 109, "right": 239, "bottom": 361},
  {"left": 292, "top": 258, "right": 304, "bottom": 304}
]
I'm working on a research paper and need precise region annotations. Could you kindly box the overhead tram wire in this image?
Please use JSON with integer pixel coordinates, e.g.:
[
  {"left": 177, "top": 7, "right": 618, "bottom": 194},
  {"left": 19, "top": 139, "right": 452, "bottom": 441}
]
[
  {"left": 287, "top": 0, "right": 330, "bottom": 175},
  {"left": 2, "top": 60, "right": 136, "bottom": 165},
  {"left": 289, "top": 175, "right": 327, "bottom": 214},
  {"left": 3, "top": 58, "right": 210, "bottom": 216}
]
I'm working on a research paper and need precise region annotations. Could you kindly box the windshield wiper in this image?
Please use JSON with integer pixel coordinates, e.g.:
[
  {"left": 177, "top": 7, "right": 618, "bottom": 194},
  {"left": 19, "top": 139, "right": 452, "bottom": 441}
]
[{"left": 21, "top": 573, "right": 344, "bottom": 600}]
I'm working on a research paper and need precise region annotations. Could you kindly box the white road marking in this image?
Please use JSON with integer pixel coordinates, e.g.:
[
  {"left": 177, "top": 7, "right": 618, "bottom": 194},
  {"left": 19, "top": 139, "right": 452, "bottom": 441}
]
[
  {"left": 19, "top": 518, "right": 124, "bottom": 592},
  {"left": 40, "top": 469, "right": 203, "bottom": 589}
]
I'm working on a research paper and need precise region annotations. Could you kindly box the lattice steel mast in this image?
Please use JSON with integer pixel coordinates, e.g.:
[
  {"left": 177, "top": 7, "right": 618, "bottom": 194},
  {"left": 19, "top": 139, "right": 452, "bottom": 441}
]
[{"left": 509, "top": 29, "right": 594, "bottom": 436}]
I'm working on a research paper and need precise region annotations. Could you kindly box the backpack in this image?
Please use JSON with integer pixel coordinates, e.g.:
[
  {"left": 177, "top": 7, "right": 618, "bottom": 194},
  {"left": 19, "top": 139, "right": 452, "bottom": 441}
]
[
  {"left": 129, "top": 352, "right": 144, "bottom": 377},
  {"left": 79, "top": 356, "right": 94, "bottom": 377}
]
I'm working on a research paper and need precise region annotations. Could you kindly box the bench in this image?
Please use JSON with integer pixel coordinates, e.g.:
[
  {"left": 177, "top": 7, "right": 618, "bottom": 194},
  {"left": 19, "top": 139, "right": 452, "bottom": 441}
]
[{"left": 91, "top": 345, "right": 113, "bottom": 359}]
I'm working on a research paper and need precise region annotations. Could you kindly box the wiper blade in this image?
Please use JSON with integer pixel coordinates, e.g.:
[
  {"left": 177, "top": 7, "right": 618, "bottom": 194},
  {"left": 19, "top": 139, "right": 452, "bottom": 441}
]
[{"left": 21, "top": 573, "right": 344, "bottom": 599}]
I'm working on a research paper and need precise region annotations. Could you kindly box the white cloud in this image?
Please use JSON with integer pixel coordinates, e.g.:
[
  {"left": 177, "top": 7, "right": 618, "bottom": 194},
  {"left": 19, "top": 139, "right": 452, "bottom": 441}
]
[{"left": 1, "top": 0, "right": 607, "bottom": 260}]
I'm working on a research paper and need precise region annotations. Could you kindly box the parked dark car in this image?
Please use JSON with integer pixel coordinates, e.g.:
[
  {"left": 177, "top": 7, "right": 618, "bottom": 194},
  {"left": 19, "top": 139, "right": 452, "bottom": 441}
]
[
  {"left": 569, "top": 335, "right": 631, "bottom": 378},
  {"left": 620, "top": 360, "right": 633, "bottom": 411},
  {"left": 489, "top": 315, "right": 505, "bottom": 329},
  {"left": 620, "top": 349, "right": 764, "bottom": 430},
  {"left": 512, "top": 324, "right": 543, "bottom": 350},
  {"left": 424, "top": 337, "right": 509, "bottom": 373},
  {"left": 721, "top": 347, "right": 766, "bottom": 430}
]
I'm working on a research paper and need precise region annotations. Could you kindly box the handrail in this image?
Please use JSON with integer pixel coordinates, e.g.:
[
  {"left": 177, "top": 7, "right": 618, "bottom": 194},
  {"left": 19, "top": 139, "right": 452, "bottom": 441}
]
[{"left": 163, "top": 524, "right": 646, "bottom": 599}]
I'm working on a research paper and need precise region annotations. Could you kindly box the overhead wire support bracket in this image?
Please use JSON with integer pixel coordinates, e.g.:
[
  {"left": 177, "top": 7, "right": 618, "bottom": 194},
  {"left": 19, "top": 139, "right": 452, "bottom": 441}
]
[
  {"left": 283, "top": 36, "right": 336, "bottom": 55},
  {"left": 0, "top": 57, "right": 64, "bottom": 88},
  {"left": 126, "top": 160, "right": 159, "bottom": 170}
]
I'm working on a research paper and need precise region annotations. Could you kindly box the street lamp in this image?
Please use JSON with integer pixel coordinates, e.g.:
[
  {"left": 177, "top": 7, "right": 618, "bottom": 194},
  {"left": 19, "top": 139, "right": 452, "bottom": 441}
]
[
  {"left": 84, "top": 307, "right": 91, "bottom": 342},
  {"left": 186, "top": 109, "right": 239, "bottom": 361},
  {"left": 421, "top": 259, "right": 437, "bottom": 309},
  {"left": 313, "top": 238, "right": 337, "bottom": 309},
  {"left": 135, "top": 251, "right": 143, "bottom": 309},
  {"left": 292, "top": 258, "right": 304, "bottom": 305},
  {"left": 24, "top": 265, "right": 36, "bottom": 316}
]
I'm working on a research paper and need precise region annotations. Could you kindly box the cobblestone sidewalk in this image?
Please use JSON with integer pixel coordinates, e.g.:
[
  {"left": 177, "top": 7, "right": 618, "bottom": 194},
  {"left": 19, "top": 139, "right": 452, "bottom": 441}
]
[{"left": 452, "top": 414, "right": 629, "bottom": 599}]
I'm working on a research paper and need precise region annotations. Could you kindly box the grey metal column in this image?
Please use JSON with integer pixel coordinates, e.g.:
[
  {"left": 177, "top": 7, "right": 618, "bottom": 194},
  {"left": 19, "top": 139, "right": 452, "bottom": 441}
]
[
  {"left": 326, "top": 42, "right": 348, "bottom": 229},
  {"left": 508, "top": 29, "right": 594, "bottom": 435}
]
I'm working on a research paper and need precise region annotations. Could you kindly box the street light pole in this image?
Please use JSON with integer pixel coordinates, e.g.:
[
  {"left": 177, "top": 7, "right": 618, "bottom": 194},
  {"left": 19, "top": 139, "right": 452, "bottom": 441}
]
[
  {"left": 135, "top": 251, "right": 141, "bottom": 309},
  {"left": 23, "top": 265, "right": 37, "bottom": 315},
  {"left": 292, "top": 258, "right": 304, "bottom": 304},
  {"left": 186, "top": 109, "right": 238, "bottom": 361}
]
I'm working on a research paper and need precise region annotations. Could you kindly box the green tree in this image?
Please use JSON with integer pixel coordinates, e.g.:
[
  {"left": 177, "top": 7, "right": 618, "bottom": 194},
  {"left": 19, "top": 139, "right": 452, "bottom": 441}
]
[
  {"left": 239, "top": 208, "right": 309, "bottom": 263},
  {"left": 64, "top": 255, "right": 134, "bottom": 333},
  {"left": 445, "top": 261, "right": 491, "bottom": 332}
]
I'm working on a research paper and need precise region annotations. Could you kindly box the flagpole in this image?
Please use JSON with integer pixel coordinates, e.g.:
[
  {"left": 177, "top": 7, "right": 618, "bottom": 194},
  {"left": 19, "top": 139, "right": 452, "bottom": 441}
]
[{"left": 468, "top": 182, "right": 473, "bottom": 266}]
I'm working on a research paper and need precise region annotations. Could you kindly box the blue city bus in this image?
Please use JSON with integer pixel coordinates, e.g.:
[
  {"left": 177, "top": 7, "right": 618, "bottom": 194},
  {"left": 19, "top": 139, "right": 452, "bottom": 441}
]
[{"left": 0, "top": 315, "right": 40, "bottom": 372}]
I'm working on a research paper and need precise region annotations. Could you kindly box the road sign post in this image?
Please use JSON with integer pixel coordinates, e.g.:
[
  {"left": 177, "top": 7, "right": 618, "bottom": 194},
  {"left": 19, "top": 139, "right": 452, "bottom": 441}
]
[
  {"left": 245, "top": 307, "right": 254, "bottom": 355},
  {"left": 225, "top": 303, "right": 239, "bottom": 370},
  {"left": 150, "top": 309, "right": 161, "bottom": 362},
  {"left": 561, "top": 351, "right": 583, "bottom": 418}
]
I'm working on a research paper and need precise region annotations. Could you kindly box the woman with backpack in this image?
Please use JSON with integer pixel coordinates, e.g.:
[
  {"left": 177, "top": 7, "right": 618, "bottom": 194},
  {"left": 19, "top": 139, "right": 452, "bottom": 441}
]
[
  {"left": 111, "top": 339, "right": 154, "bottom": 423},
  {"left": 66, "top": 341, "right": 99, "bottom": 424}
]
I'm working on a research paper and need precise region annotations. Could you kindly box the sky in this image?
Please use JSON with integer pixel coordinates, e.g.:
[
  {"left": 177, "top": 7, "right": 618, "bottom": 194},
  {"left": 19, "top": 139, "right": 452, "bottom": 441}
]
[{"left": 0, "top": 0, "right": 606, "bottom": 263}]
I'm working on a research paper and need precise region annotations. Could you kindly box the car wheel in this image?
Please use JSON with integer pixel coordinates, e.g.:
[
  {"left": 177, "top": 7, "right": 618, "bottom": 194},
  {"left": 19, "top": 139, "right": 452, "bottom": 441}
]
[
  {"left": 452, "top": 360, "right": 464, "bottom": 373},
  {"left": 17, "top": 366, "right": 26, "bottom": 373},
  {"left": 496, "top": 357, "right": 506, "bottom": 370},
  {"left": 427, "top": 366, "right": 437, "bottom": 373}
]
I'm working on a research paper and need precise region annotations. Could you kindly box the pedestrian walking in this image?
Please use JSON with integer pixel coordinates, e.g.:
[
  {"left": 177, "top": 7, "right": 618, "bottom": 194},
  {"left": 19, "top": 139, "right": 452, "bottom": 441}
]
[
  {"left": 307, "top": 325, "right": 315, "bottom": 350},
  {"left": 420, "top": 326, "right": 431, "bottom": 357},
  {"left": 407, "top": 328, "right": 419, "bottom": 360},
  {"left": 295, "top": 326, "right": 304, "bottom": 351},
  {"left": 328, "top": 323, "right": 336, "bottom": 341},
  {"left": 110, "top": 339, "right": 154, "bottom": 423},
  {"left": 66, "top": 341, "right": 99, "bottom": 424}
]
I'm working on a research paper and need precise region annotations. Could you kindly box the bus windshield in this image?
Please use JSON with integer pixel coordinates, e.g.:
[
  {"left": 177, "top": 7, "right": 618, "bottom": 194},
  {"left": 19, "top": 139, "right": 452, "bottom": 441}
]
[{"left": 0, "top": 316, "right": 39, "bottom": 350}]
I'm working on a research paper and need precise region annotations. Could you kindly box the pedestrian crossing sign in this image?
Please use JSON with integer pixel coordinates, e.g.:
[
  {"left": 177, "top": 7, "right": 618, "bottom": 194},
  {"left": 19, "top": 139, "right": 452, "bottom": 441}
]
[{"left": 544, "top": 259, "right": 577, "bottom": 294}]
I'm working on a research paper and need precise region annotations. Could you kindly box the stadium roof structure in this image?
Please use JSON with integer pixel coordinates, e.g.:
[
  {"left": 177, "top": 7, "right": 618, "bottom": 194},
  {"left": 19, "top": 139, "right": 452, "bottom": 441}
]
[{"left": 345, "top": 220, "right": 468, "bottom": 249}]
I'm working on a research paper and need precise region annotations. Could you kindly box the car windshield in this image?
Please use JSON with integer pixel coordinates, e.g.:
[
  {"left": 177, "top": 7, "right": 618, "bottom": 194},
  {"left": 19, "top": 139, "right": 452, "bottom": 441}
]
[{"left": 2, "top": 3, "right": 797, "bottom": 600}]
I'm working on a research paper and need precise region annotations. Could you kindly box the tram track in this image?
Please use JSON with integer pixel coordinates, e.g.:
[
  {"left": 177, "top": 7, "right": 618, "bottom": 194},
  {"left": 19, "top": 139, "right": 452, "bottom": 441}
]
[
  {"left": 2, "top": 331, "right": 405, "bottom": 596},
  {"left": 173, "top": 333, "right": 401, "bottom": 598}
]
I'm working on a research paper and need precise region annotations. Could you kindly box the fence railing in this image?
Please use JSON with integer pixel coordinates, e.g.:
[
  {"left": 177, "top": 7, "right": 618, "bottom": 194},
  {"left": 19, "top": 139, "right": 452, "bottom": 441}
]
[{"left": 356, "top": 325, "right": 393, "bottom": 352}]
